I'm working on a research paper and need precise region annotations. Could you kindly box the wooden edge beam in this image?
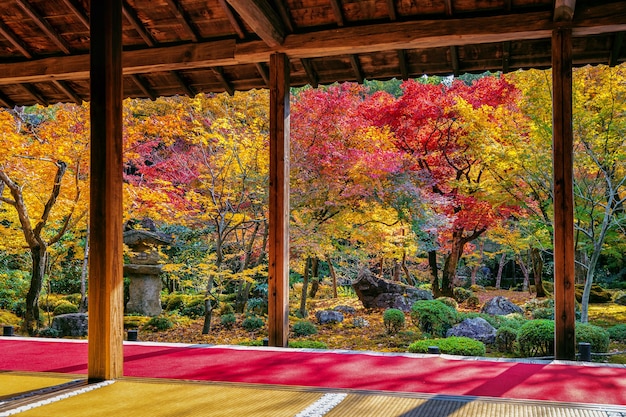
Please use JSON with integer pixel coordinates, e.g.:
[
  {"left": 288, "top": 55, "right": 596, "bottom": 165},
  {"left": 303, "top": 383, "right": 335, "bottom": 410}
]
[
  {"left": 212, "top": 66, "right": 234, "bottom": 96},
  {"left": 255, "top": 62, "right": 270, "bottom": 86},
  {"left": 397, "top": 49, "right": 409, "bottom": 80},
  {"left": 329, "top": 0, "right": 345, "bottom": 27},
  {"left": 60, "top": 0, "right": 90, "bottom": 30},
  {"left": 300, "top": 58, "right": 318, "bottom": 88},
  {"left": 349, "top": 54, "right": 364, "bottom": 84},
  {"left": 171, "top": 70, "right": 196, "bottom": 97},
  {"left": 609, "top": 32, "right": 624, "bottom": 67},
  {"left": 217, "top": 0, "right": 246, "bottom": 39},
  {"left": 21, "top": 83, "right": 48, "bottom": 106},
  {"left": 450, "top": 45, "right": 459, "bottom": 77},
  {"left": 130, "top": 74, "right": 156, "bottom": 100},
  {"left": 0, "top": 19, "right": 33, "bottom": 58},
  {"left": 226, "top": 0, "right": 285, "bottom": 47},
  {"left": 122, "top": 1, "right": 156, "bottom": 47},
  {"left": 15, "top": 0, "right": 71, "bottom": 54},
  {"left": 53, "top": 80, "right": 83, "bottom": 104},
  {"left": 164, "top": 0, "right": 200, "bottom": 42},
  {"left": 268, "top": 52, "right": 290, "bottom": 348},
  {"left": 554, "top": 0, "right": 576, "bottom": 22}
]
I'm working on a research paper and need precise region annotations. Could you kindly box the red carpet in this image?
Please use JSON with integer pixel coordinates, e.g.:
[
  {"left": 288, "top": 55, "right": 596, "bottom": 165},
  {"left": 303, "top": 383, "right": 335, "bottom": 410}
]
[{"left": 2, "top": 337, "right": 626, "bottom": 406}]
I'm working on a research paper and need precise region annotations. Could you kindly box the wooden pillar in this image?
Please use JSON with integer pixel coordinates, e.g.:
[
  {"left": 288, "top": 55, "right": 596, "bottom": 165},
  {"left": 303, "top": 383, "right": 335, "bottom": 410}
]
[
  {"left": 268, "top": 53, "right": 290, "bottom": 347},
  {"left": 552, "top": 27, "right": 576, "bottom": 360},
  {"left": 88, "top": 0, "right": 124, "bottom": 380}
]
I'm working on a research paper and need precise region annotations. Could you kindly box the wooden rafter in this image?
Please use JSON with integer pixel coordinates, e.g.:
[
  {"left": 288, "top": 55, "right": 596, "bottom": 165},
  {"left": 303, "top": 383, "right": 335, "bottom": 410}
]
[
  {"left": 123, "top": 1, "right": 156, "bottom": 47},
  {"left": 449, "top": 45, "right": 459, "bottom": 76},
  {"left": 502, "top": 41, "right": 511, "bottom": 73},
  {"left": 329, "top": 0, "right": 344, "bottom": 26},
  {"left": 130, "top": 74, "right": 156, "bottom": 100},
  {"left": 15, "top": 0, "right": 71, "bottom": 54},
  {"left": 21, "top": 83, "right": 48, "bottom": 106},
  {"left": 226, "top": 0, "right": 285, "bottom": 47},
  {"left": 171, "top": 70, "right": 196, "bottom": 97},
  {"left": 60, "top": 0, "right": 90, "bottom": 30},
  {"left": 212, "top": 66, "right": 234, "bottom": 95},
  {"left": 0, "top": 19, "right": 33, "bottom": 58},
  {"left": 0, "top": 4, "right": 624, "bottom": 86},
  {"left": 255, "top": 62, "right": 269, "bottom": 86},
  {"left": 273, "top": 0, "right": 294, "bottom": 33},
  {"left": 609, "top": 32, "right": 624, "bottom": 67},
  {"left": 349, "top": 54, "right": 364, "bottom": 83},
  {"left": 397, "top": 49, "right": 408, "bottom": 80},
  {"left": 53, "top": 80, "right": 82, "bottom": 104},
  {"left": 387, "top": 0, "right": 397, "bottom": 21},
  {"left": 300, "top": 58, "right": 318, "bottom": 88},
  {"left": 554, "top": 0, "right": 576, "bottom": 22},
  {"left": 218, "top": 0, "right": 246, "bottom": 39},
  {"left": 444, "top": 0, "right": 454, "bottom": 16},
  {"left": 164, "top": 0, "right": 200, "bottom": 42},
  {"left": 0, "top": 90, "right": 15, "bottom": 108}
]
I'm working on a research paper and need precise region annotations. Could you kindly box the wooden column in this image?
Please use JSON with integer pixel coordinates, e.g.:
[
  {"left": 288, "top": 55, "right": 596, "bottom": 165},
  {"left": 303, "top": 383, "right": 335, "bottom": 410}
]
[
  {"left": 88, "top": 0, "right": 124, "bottom": 380},
  {"left": 268, "top": 52, "right": 290, "bottom": 347},
  {"left": 552, "top": 27, "right": 576, "bottom": 360}
]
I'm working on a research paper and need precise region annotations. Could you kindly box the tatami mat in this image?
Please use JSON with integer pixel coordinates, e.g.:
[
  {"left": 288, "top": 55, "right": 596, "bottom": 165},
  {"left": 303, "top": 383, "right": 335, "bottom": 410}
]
[{"left": 0, "top": 372, "right": 82, "bottom": 398}]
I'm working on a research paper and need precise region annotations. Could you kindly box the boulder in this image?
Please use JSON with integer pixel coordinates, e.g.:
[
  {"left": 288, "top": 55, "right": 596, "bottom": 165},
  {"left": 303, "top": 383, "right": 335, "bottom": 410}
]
[
  {"left": 575, "top": 284, "right": 613, "bottom": 304},
  {"left": 614, "top": 292, "right": 626, "bottom": 306},
  {"left": 315, "top": 310, "right": 344, "bottom": 325},
  {"left": 51, "top": 313, "right": 88, "bottom": 337},
  {"left": 446, "top": 317, "right": 496, "bottom": 344},
  {"left": 334, "top": 305, "right": 356, "bottom": 315},
  {"left": 481, "top": 296, "right": 523, "bottom": 316},
  {"left": 352, "top": 270, "right": 433, "bottom": 312}
]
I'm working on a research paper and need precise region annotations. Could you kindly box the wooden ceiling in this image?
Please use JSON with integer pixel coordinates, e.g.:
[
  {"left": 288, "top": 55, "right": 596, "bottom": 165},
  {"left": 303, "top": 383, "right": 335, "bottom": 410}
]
[{"left": 0, "top": 0, "right": 624, "bottom": 107}]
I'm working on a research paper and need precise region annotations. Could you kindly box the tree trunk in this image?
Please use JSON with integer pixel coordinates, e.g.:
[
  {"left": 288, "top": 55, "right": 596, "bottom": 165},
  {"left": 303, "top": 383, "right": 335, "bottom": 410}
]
[
  {"left": 401, "top": 251, "right": 414, "bottom": 286},
  {"left": 580, "top": 244, "right": 602, "bottom": 323},
  {"left": 392, "top": 259, "right": 401, "bottom": 281},
  {"left": 298, "top": 258, "right": 311, "bottom": 318},
  {"left": 470, "top": 264, "right": 479, "bottom": 286},
  {"left": 25, "top": 246, "right": 48, "bottom": 335},
  {"left": 441, "top": 231, "right": 465, "bottom": 297},
  {"left": 516, "top": 254, "right": 530, "bottom": 292},
  {"left": 530, "top": 248, "right": 546, "bottom": 297},
  {"left": 201, "top": 276, "right": 215, "bottom": 334},
  {"left": 308, "top": 257, "right": 320, "bottom": 298},
  {"left": 428, "top": 250, "right": 441, "bottom": 297},
  {"left": 79, "top": 227, "right": 89, "bottom": 313},
  {"left": 234, "top": 281, "right": 252, "bottom": 313},
  {"left": 326, "top": 255, "right": 338, "bottom": 298},
  {"left": 495, "top": 253, "right": 507, "bottom": 290}
]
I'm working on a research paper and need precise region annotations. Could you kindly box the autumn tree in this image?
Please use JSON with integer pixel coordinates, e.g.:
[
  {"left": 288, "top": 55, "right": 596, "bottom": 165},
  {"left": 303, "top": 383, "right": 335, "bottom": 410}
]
[{"left": 0, "top": 104, "right": 89, "bottom": 333}]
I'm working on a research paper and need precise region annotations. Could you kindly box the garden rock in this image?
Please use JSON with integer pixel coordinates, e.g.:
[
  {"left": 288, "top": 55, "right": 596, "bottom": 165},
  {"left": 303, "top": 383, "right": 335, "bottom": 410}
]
[
  {"left": 446, "top": 317, "right": 496, "bottom": 345},
  {"left": 315, "top": 310, "right": 344, "bottom": 325},
  {"left": 614, "top": 292, "right": 626, "bottom": 306},
  {"left": 352, "top": 269, "right": 433, "bottom": 312},
  {"left": 334, "top": 305, "right": 356, "bottom": 315},
  {"left": 481, "top": 296, "right": 523, "bottom": 316},
  {"left": 51, "top": 313, "right": 88, "bottom": 337}
]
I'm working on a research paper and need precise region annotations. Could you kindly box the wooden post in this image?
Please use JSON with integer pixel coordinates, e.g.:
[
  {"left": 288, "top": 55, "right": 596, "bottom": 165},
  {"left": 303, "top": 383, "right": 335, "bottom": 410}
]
[
  {"left": 552, "top": 27, "right": 576, "bottom": 360},
  {"left": 88, "top": 0, "right": 124, "bottom": 380},
  {"left": 268, "top": 52, "right": 290, "bottom": 347}
]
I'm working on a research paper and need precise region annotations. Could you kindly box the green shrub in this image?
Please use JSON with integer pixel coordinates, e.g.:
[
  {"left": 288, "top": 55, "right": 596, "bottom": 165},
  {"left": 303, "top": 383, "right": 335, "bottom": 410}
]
[
  {"left": 220, "top": 303, "right": 235, "bottom": 315},
  {"left": 237, "top": 339, "right": 263, "bottom": 346},
  {"left": 410, "top": 300, "right": 457, "bottom": 337},
  {"left": 466, "top": 295, "right": 480, "bottom": 308},
  {"left": 181, "top": 296, "right": 205, "bottom": 318},
  {"left": 123, "top": 315, "right": 150, "bottom": 329},
  {"left": 408, "top": 337, "right": 486, "bottom": 356},
  {"left": 37, "top": 327, "right": 60, "bottom": 338},
  {"left": 453, "top": 287, "right": 472, "bottom": 303},
  {"left": 220, "top": 313, "right": 236, "bottom": 329},
  {"left": 608, "top": 324, "right": 626, "bottom": 343},
  {"left": 145, "top": 315, "right": 175, "bottom": 331},
  {"left": 246, "top": 297, "right": 268, "bottom": 315},
  {"left": 63, "top": 293, "right": 83, "bottom": 305},
  {"left": 575, "top": 322, "right": 610, "bottom": 353},
  {"left": 0, "top": 310, "right": 21, "bottom": 327},
  {"left": 39, "top": 294, "right": 64, "bottom": 311},
  {"left": 436, "top": 297, "right": 458, "bottom": 310},
  {"left": 0, "top": 271, "right": 29, "bottom": 313},
  {"left": 532, "top": 307, "right": 554, "bottom": 320},
  {"left": 242, "top": 316, "right": 265, "bottom": 331},
  {"left": 517, "top": 319, "right": 554, "bottom": 357},
  {"left": 165, "top": 293, "right": 187, "bottom": 312},
  {"left": 383, "top": 308, "right": 405, "bottom": 335},
  {"left": 496, "top": 326, "right": 518, "bottom": 353},
  {"left": 292, "top": 320, "right": 318, "bottom": 337},
  {"left": 289, "top": 340, "right": 328, "bottom": 349},
  {"left": 53, "top": 301, "right": 78, "bottom": 316}
]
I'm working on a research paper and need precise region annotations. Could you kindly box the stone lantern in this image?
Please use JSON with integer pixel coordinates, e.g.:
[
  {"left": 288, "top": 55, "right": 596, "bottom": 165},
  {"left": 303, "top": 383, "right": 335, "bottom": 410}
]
[{"left": 124, "top": 229, "right": 171, "bottom": 316}]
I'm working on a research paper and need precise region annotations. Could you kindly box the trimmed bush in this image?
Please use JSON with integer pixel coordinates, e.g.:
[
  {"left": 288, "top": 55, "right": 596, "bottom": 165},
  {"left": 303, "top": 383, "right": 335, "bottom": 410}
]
[
  {"left": 0, "top": 309, "right": 21, "bottom": 327},
  {"left": 246, "top": 297, "right": 268, "bottom": 315},
  {"left": 220, "top": 303, "right": 235, "bottom": 315},
  {"left": 495, "top": 326, "right": 518, "bottom": 353},
  {"left": 532, "top": 307, "right": 554, "bottom": 320},
  {"left": 453, "top": 287, "right": 472, "bottom": 303},
  {"left": 181, "top": 296, "right": 205, "bottom": 318},
  {"left": 466, "top": 295, "right": 480, "bottom": 308},
  {"left": 383, "top": 308, "right": 405, "bottom": 335},
  {"left": 517, "top": 319, "right": 554, "bottom": 357},
  {"left": 145, "top": 315, "right": 175, "bottom": 331},
  {"left": 436, "top": 297, "right": 458, "bottom": 310},
  {"left": 165, "top": 293, "right": 187, "bottom": 312},
  {"left": 408, "top": 337, "right": 486, "bottom": 356},
  {"left": 608, "top": 324, "right": 626, "bottom": 343},
  {"left": 220, "top": 313, "right": 236, "bottom": 329},
  {"left": 37, "top": 327, "right": 61, "bottom": 338},
  {"left": 123, "top": 315, "right": 150, "bottom": 329},
  {"left": 242, "top": 315, "right": 265, "bottom": 331},
  {"left": 289, "top": 340, "right": 328, "bottom": 349},
  {"left": 53, "top": 301, "right": 78, "bottom": 316},
  {"left": 575, "top": 322, "right": 610, "bottom": 353},
  {"left": 293, "top": 320, "right": 318, "bottom": 337},
  {"left": 410, "top": 300, "right": 457, "bottom": 337}
]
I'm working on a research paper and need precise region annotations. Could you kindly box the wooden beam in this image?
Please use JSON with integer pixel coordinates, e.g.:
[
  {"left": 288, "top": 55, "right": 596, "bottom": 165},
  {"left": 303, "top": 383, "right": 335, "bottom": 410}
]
[
  {"left": 255, "top": 62, "right": 269, "bottom": 86},
  {"left": 0, "top": 4, "right": 625, "bottom": 85},
  {"left": 502, "top": 41, "right": 511, "bottom": 73},
  {"left": 554, "top": 0, "right": 576, "bottom": 22},
  {"left": 164, "top": 0, "right": 200, "bottom": 42},
  {"left": 329, "top": 0, "right": 345, "bottom": 27},
  {"left": 212, "top": 66, "right": 234, "bottom": 96},
  {"left": 268, "top": 52, "right": 290, "bottom": 348},
  {"left": 609, "top": 32, "right": 624, "bottom": 67},
  {"left": 552, "top": 27, "right": 576, "bottom": 361},
  {"left": 0, "top": 19, "right": 33, "bottom": 58},
  {"left": 397, "top": 49, "right": 409, "bottom": 80},
  {"left": 15, "top": 0, "right": 72, "bottom": 54},
  {"left": 53, "top": 80, "right": 82, "bottom": 104},
  {"left": 88, "top": 0, "right": 124, "bottom": 381},
  {"left": 0, "top": 90, "right": 15, "bottom": 108},
  {"left": 349, "top": 54, "right": 364, "bottom": 84},
  {"left": 273, "top": 0, "right": 294, "bottom": 33},
  {"left": 130, "top": 74, "right": 156, "bottom": 100},
  {"left": 444, "top": 0, "right": 453, "bottom": 16},
  {"left": 387, "top": 0, "right": 397, "bottom": 21},
  {"left": 122, "top": 1, "right": 156, "bottom": 47},
  {"left": 60, "top": 0, "right": 90, "bottom": 30},
  {"left": 449, "top": 45, "right": 459, "bottom": 76},
  {"left": 226, "top": 0, "right": 285, "bottom": 47},
  {"left": 21, "top": 83, "right": 48, "bottom": 106},
  {"left": 171, "top": 70, "right": 196, "bottom": 97},
  {"left": 217, "top": 0, "right": 246, "bottom": 39},
  {"left": 300, "top": 58, "right": 318, "bottom": 88}
]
